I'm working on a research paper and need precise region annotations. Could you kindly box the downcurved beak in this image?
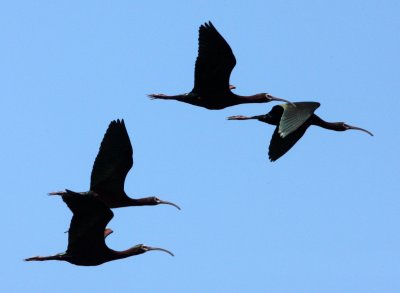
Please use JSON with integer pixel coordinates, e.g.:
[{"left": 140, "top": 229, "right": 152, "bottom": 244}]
[
  {"left": 346, "top": 124, "right": 374, "bottom": 136},
  {"left": 159, "top": 200, "right": 181, "bottom": 210},
  {"left": 266, "top": 94, "right": 296, "bottom": 107},
  {"left": 227, "top": 115, "right": 264, "bottom": 120},
  {"left": 144, "top": 246, "right": 175, "bottom": 257}
]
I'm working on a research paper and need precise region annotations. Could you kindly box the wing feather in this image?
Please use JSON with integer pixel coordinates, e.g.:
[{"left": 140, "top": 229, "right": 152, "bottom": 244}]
[
  {"left": 278, "top": 102, "right": 320, "bottom": 138},
  {"left": 63, "top": 193, "right": 113, "bottom": 256},
  {"left": 192, "top": 21, "right": 236, "bottom": 95},
  {"left": 269, "top": 121, "right": 311, "bottom": 161},
  {"left": 90, "top": 119, "right": 133, "bottom": 198}
]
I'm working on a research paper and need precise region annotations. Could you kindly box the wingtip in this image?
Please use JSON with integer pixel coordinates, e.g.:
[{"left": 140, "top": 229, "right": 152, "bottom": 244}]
[
  {"left": 109, "top": 119, "right": 126, "bottom": 127},
  {"left": 201, "top": 21, "right": 214, "bottom": 30},
  {"left": 268, "top": 153, "right": 278, "bottom": 162}
]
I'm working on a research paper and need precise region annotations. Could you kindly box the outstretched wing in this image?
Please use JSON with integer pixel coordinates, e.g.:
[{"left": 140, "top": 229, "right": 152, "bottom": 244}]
[
  {"left": 90, "top": 119, "right": 133, "bottom": 199},
  {"left": 63, "top": 193, "right": 113, "bottom": 256},
  {"left": 268, "top": 120, "right": 312, "bottom": 161},
  {"left": 278, "top": 102, "right": 320, "bottom": 138},
  {"left": 192, "top": 21, "right": 236, "bottom": 95}
]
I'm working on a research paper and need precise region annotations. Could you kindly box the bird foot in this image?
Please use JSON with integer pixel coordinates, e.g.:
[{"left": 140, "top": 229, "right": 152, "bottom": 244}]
[
  {"left": 48, "top": 191, "right": 65, "bottom": 196},
  {"left": 227, "top": 115, "right": 250, "bottom": 120},
  {"left": 148, "top": 94, "right": 168, "bottom": 100},
  {"left": 24, "top": 256, "right": 42, "bottom": 261}
]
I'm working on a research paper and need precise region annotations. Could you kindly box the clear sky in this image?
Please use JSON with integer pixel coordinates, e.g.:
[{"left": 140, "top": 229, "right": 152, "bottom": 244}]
[{"left": 1, "top": 0, "right": 399, "bottom": 292}]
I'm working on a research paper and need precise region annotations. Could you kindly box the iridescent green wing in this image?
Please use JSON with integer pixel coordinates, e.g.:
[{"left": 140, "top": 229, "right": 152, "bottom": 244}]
[
  {"left": 269, "top": 121, "right": 311, "bottom": 161},
  {"left": 278, "top": 102, "right": 320, "bottom": 138}
]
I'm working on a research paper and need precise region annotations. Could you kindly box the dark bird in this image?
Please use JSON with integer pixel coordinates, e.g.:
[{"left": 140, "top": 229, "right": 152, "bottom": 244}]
[
  {"left": 228, "top": 102, "right": 373, "bottom": 161},
  {"left": 25, "top": 192, "right": 173, "bottom": 266},
  {"left": 148, "top": 21, "right": 292, "bottom": 110},
  {"left": 49, "top": 119, "right": 180, "bottom": 210}
]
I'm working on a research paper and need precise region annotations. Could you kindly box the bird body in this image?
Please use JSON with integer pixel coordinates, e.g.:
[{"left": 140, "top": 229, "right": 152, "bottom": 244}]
[
  {"left": 25, "top": 193, "right": 173, "bottom": 266},
  {"left": 49, "top": 120, "right": 180, "bottom": 210},
  {"left": 149, "top": 21, "right": 292, "bottom": 109},
  {"left": 152, "top": 92, "right": 273, "bottom": 110},
  {"left": 228, "top": 102, "right": 373, "bottom": 161}
]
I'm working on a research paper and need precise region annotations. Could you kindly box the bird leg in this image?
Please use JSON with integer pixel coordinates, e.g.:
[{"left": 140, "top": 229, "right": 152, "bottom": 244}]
[
  {"left": 227, "top": 115, "right": 249, "bottom": 120},
  {"left": 148, "top": 94, "right": 169, "bottom": 100},
  {"left": 48, "top": 190, "right": 89, "bottom": 197},
  {"left": 24, "top": 253, "right": 65, "bottom": 262},
  {"left": 48, "top": 191, "right": 67, "bottom": 196},
  {"left": 148, "top": 93, "right": 191, "bottom": 101},
  {"left": 227, "top": 115, "right": 258, "bottom": 120}
]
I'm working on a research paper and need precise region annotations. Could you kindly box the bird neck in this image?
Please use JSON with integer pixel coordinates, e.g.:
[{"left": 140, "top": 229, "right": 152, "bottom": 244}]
[
  {"left": 169, "top": 94, "right": 190, "bottom": 101},
  {"left": 233, "top": 93, "right": 268, "bottom": 104},
  {"left": 118, "top": 197, "right": 157, "bottom": 207},
  {"left": 110, "top": 245, "right": 145, "bottom": 260},
  {"left": 25, "top": 253, "right": 68, "bottom": 262},
  {"left": 310, "top": 115, "right": 345, "bottom": 131}
]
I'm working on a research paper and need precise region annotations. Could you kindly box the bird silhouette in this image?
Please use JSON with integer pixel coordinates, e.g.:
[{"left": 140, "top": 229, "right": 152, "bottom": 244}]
[
  {"left": 228, "top": 102, "right": 373, "bottom": 161},
  {"left": 25, "top": 192, "right": 173, "bottom": 266},
  {"left": 149, "top": 21, "right": 292, "bottom": 110},
  {"left": 49, "top": 119, "right": 180, "bottom": 210}
]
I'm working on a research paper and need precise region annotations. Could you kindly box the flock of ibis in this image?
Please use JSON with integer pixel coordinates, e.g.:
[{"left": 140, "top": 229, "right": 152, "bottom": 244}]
[{"left": 25, "top": 21, "right": 372, "bottom": 266}]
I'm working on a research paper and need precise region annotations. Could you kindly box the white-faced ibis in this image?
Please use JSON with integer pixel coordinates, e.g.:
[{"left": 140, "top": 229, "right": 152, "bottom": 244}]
[
  {"left": 25, "top": 192, "right": 173, "bottom": 266},
  {"left": 228, "top": 102, "right": 373, "bottom": 161},
  {"left": 49, "top": 119, "right": 180, "bottom": 210},
  {"left": 148, "top": 21, "right": 292, "bottom": 110}
]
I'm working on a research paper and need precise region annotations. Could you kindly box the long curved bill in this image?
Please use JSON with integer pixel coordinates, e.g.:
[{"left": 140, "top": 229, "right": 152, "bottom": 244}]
[
  {"left": 144, "top": 246, "right": 175, "bottom": 257},
  {"left": 159, "top": 200, "right": 181, "bottom": 210},
  {"left": 266, "top": 94, "right": 296, "bottom": 107},
  {"left": 346, "top": 124, "right": 374, "bottom": 136}
]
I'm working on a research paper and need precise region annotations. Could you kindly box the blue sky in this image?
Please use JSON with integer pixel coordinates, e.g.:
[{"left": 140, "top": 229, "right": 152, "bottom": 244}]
[{"left": 1, "top": 0, "right": 399, "bottom": 292}]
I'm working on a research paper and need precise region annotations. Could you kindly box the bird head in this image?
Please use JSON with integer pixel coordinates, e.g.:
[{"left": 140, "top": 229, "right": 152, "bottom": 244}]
[
  {"left": 264, "top": 93, "right": 295, "bottom": 106},
  {"left": 143, "top": 197, "right": 181, "bottom": 210},
  {"left": 134, "top": 244, "right": 175, "bottom": 257}
]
